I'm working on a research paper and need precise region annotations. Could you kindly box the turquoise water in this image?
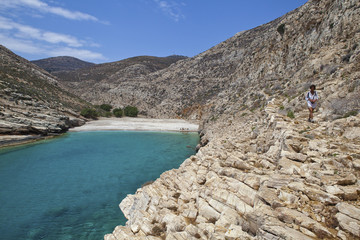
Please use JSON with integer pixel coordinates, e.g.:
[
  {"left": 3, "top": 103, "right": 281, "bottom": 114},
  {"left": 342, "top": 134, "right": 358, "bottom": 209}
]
[{"left": 0, "top": 131, "right": 199, "bottom": 240}]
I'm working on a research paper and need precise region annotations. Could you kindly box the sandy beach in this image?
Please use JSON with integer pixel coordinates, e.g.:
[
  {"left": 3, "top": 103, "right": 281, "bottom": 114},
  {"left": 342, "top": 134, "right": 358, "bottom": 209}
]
[{"left": 70, "top": 117, "right": 199, "bottom": 132}]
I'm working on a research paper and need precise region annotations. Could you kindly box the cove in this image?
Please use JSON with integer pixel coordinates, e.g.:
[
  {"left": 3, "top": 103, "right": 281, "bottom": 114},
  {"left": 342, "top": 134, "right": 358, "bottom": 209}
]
[{"left": 0, "top": 131, "right": 199, "bottom": 240}]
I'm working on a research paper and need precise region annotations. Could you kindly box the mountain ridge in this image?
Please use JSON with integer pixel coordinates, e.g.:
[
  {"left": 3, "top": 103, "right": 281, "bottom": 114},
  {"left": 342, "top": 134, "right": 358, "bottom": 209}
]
[
  {"left": 53, "top": 54, "right": 188, "bottom": 82},
  {"left": 32, "top": 56, "right": 95, "bottom": 73},
  {"left": 47, "top": 55, "right": 188, "bottom": 106}
]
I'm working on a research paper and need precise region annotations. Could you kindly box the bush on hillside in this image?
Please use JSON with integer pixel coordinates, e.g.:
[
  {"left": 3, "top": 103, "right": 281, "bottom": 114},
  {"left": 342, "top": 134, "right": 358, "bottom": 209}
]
[
  {"left": 100, "top": 104, "right": 112, "bottom": 112},
  {"left": 80, "top": 108, "right": 98, "bottom": 119},
  {"left": 103, "top": 112, "right": 113, "bottom": 117},
  {"left": 343, "top": 110, "right": 358, "bottom": 118},
  {"left": 124, "top": 106, "right": 139, "bottom": 117},
  {"left": 277, "top": 24, "right": 285, "bottom": 36},
  {"left": 287, "top": 110, "right": 295, "bottom": 119},
  {"left": 113, "top": 108, "right": 123, "bottom": 118}
]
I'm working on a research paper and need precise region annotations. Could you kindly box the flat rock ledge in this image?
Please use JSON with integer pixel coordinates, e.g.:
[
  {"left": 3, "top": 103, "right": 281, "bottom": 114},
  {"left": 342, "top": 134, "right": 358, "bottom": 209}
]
[
  {"left": 0, "top": 135, "right": 45, "bottom": 148},
  {"left": 105, "top": 99, "right": 360, "bottom": 240}
]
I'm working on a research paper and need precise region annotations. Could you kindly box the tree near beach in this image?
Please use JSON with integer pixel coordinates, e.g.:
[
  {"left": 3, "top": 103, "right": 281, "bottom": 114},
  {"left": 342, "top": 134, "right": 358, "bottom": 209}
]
[
  {"left": 124, "top": 106, "right": 139, "bottom": 117},
  {"left": 113, "top": 108, "right": 123, "bottom": 117},
  {"left": 100, "top": 104, "right": 113, "bottom": 112},
  {"left": 80, "top": 108, "right": 98, "bottom": 119}
]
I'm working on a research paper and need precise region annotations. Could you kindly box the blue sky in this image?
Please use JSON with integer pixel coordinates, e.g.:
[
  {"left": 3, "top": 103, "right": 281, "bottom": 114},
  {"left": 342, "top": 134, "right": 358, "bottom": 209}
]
[{"left": 0, "top": 0, "right": 307, "bottom": 63}]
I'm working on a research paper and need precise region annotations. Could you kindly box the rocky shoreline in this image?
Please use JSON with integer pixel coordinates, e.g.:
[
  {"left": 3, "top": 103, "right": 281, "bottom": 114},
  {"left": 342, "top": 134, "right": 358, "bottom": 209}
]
[
  {"left": 105, "top": 98, "right": 360, "bottom": 240},
  {"left": 0, "top": 135, "right": 51, "bottom": 148},
  {"left": 0, "top": 114, "right": 85, "bottom": 149}
]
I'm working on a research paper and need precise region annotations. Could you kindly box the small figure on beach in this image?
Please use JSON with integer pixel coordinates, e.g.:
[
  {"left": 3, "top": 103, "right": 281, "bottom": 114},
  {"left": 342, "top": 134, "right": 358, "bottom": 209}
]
[{"left": 305, "top": 84, "right": 318, "bottom": 123}]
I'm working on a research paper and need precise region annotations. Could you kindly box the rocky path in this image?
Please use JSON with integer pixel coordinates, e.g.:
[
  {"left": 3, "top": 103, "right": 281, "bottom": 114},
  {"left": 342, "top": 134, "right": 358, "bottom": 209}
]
[{"left": 105, "top": 98, "right": 360, "bottom": 240}]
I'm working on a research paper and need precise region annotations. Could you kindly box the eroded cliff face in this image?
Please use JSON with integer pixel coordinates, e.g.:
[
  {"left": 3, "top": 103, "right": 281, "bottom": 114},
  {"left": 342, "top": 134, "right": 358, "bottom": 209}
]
[
  {"left": 105, "top": 0, "right": 360, "bottom": 239},
  {"left": 0, "top": 45, "right": 87, "bottom": 146}
]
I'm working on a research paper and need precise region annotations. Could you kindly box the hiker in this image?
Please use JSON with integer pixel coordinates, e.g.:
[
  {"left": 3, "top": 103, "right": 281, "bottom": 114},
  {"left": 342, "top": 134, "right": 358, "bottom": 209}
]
[{"left": 305, "top": 84, "right": 318, "bottom": 122}]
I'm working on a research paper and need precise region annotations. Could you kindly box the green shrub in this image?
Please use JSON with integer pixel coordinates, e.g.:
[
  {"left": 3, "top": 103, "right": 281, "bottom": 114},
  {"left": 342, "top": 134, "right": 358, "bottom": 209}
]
[
  {"left": 287, "top": 110, "right": 295, "bottom": 119},
  {"left": 277, "top": 24, "right": 285, "bottom": 36},
  {"left": 104, "top": 112, "right": 112, "bottom": 117},
  {"left": 279, "top": 105, "right": 284, "bottom": 110},
  {"left": 80, "top": 108, "right": 98, "bottom": 119},
  {"left": 113, "top": 108, "right": 123, "bottom": 118},
  {"left": 210, "top": 115, "right": 218, "bottom": 122},
  {"left": 343, "top": 110, "right": 358, "bottom": 118},
  {"left": 100, "top": 104, "right": 112, "bottom": 112},
  {"left": 96, "top": 110, "right": 111, "bottom": 118},
  {"left": 124, "top": 106, "right": 139, "bottom": 117}
]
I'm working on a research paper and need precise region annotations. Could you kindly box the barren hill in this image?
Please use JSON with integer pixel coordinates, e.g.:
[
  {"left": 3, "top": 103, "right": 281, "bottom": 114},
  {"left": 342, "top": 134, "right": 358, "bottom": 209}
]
[
  {"left": 49, "top": 55, "right": 188, "bottom": 106},
  {"left": 32, "top": 56, "right": 95, "bottom": 73},
  {"left": 0, "top": 45, "right": 88, "bottom": 144}
]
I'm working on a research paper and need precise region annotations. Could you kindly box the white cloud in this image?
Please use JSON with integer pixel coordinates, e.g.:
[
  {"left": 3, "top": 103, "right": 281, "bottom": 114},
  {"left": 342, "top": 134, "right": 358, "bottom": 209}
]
[
  {"left": 0, "top": 2, "right": 107, "bottom": 61},
  {"left": 0, "top": 16, "right": 83, "bottom": 47},
  {"left": 0, "top": 0, "right": 99, "bottom": 22},
  {"left": 154, "top": 0, "right": 185, "bottom": 22},
  {"left": 0, "top": 17, "right": 105, "bottom": 61},
  {"left": 42, "top": 32, "right": 82, "bottom": 47},
  {"left": 0, "top": 34, "right": 106, "bottom": 61},
  {"left": 0, "top": 33, "right": 42, "bottom": 54}
]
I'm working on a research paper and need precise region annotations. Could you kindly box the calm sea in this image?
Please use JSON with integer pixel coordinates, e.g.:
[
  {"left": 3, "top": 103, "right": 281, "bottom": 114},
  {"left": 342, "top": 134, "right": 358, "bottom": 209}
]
[{"left": 0, "top": 131, "right": 199, "bottom": 240}]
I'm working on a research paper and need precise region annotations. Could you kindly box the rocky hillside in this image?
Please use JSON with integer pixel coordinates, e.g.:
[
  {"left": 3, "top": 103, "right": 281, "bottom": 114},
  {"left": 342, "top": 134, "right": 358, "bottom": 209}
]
[
  {"left": 0, "top": 45, "right": 88, "bottom": 145},
  {"left": 79, "top": 0, "right": 359, "bottom": 123},
  {"left": 51, "top": 55, "right": 188, "bottom": 106},
  {"left": 31, "top": 56, "right": 95, "bottom": 73},
  {"left": 107, "top": 99, "right": 360, "bottom": 240},
  {"left": 105, "top": 0, "right": 360, "bottom": 239}
]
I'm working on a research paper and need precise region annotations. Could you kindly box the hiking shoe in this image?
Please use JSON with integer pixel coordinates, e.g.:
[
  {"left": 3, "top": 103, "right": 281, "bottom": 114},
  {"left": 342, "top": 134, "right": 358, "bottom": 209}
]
[
  {"left": 308, "top": 118, "right": 311, "bottom": 122},
  {"left": 311, "top": 119, "right": 315, "bottom": 123}
]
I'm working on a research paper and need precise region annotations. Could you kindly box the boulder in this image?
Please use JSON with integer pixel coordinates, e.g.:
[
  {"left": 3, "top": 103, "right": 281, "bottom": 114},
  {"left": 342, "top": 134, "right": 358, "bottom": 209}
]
[
  {"left": 336, "top": 213, "right": 360, "bottom": 237},
  {"left": 282, "top": 151, "right": 308, "bottom": 163},
  {"left": 276, "top": 207, "right": 334, "bottom": 238},
  {"left": 304, "top": 187, "right": 340, "bottom": 205}
]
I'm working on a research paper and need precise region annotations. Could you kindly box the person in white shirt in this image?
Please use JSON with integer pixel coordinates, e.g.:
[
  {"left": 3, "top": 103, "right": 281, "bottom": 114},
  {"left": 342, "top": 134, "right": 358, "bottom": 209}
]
[{"left": 305, "top": 84, "right": 318, "bottom": 123}]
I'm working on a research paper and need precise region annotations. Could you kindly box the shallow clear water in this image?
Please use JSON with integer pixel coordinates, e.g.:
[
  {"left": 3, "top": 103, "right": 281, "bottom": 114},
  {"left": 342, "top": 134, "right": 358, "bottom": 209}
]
[{"left": 0, "top": 131, "right": 199, "bottom": 240}]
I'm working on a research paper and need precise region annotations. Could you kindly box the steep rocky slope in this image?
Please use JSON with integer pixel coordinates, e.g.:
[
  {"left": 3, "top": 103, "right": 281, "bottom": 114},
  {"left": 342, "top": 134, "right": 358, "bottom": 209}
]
[
  {"left": 86, "top": 0, "right": 359, "bottom": 123},
  {"left": 31, "top": 56, "right": 95, "bottom": 73},
  {"left": 51, "top": 55, "right": 188, "bottom": 106},
  {"left": 105, "top": 0, "right": 360, "bottom": 239},
  {"left": 107, "top": 99, "right": 360, "bottom": 240},
  {"left": 0, "top": 45, "right": 88, "bottom": 146}
]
